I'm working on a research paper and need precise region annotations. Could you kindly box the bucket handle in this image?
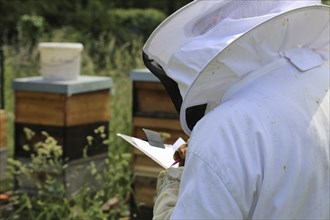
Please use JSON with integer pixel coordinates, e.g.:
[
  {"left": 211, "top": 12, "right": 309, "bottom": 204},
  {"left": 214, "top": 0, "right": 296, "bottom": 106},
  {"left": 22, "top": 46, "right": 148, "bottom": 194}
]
[{"left": 41, "top": 54, "right": 80, "bottom": 67}]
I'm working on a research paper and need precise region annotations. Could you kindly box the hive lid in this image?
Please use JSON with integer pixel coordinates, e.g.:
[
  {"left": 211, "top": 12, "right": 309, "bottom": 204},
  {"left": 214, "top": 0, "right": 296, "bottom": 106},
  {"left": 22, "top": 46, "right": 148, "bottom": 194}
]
[{"left": 12, "top": 76, "right": 112, "bottom": 96}]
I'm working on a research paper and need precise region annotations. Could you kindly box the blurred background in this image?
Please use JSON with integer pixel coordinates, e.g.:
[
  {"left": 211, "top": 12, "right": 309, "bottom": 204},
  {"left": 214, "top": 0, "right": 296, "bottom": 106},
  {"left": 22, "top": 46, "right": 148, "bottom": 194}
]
[
  {"left": 0, "top": 0, "right": 329, "bottom": 220},
  {"left": 0, "top": 0, "right": 192, "bottom": 152},
  {"left": 0, "top": 0, "right": 191, "bottom": 219}
]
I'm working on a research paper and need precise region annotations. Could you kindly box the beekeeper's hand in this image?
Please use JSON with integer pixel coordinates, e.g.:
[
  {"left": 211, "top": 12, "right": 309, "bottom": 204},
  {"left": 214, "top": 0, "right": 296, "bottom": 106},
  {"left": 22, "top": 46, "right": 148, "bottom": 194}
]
[{"left": 153, "top": 167, "right": 184, "bottom": 220}]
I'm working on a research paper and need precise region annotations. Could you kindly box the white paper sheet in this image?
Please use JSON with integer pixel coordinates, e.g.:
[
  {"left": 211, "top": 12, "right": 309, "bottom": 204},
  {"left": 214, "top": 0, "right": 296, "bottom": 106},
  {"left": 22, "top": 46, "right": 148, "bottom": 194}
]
[{"left": 117, "top": 133, "right": 185, "bottom": 169}]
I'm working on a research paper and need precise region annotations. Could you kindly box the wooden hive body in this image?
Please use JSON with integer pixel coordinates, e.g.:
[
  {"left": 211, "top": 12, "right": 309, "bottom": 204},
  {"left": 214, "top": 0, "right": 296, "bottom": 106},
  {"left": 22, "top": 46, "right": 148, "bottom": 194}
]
[
  {"left": 130, "top": 69, "right": 188, "bottom": 210},
  {"left": 12, "top": 76, "right": 112, "bottom": 194}
]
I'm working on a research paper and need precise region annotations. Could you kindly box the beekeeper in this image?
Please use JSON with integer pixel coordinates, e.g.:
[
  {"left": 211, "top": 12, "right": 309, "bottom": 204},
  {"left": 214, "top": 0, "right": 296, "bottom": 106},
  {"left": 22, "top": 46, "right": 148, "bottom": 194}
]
[{"left": 143, "top": 0, "right": 329, "bottom": 219}]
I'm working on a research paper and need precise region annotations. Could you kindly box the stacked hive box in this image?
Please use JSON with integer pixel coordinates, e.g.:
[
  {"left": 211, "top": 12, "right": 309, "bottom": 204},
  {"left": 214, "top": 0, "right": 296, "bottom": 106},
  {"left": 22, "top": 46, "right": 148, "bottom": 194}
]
[
  {"left": 130, "top": 69, "right": 188, "bottom": 209},
  {"left": 0, "top": 110, "right": 7, "bottom": 181},
  {"left": 12, "top": 76, "right": 112, "bottom": 194}
]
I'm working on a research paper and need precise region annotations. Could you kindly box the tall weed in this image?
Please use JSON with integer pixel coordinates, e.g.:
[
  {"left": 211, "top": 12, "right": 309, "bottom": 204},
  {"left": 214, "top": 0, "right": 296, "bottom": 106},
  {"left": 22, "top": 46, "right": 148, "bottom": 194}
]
[{"left": 2, "top": 128, "right": 132, "bottom": 220}]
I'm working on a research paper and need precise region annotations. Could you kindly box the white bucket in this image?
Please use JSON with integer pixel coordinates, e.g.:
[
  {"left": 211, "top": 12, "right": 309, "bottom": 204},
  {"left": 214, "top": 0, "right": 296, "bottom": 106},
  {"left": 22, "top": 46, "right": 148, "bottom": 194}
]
[{"left": 38, "top": 42, "right": 84, "bottom": 81}]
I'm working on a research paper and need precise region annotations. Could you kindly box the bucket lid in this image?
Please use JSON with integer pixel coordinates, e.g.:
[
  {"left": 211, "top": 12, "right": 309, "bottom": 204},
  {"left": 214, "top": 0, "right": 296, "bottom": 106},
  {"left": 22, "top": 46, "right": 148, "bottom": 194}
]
[
  {"left": 143, "top": 0, "right": 328, "bottom": 135},
  {"left": 38, "top": 42, "right": 84, "bottom": 51}
]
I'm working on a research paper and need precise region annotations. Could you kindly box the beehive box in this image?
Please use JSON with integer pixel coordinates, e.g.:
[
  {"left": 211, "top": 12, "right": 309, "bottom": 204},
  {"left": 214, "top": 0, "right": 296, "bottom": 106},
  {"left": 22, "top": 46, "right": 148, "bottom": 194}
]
[
  {"left": 130, "top": 69, "right": 188, "bottom": 212},
  {"left": 0, "top": 110, "right": 7, "bottom": 181},
  {"left": 12, "top": 76, "right": 112, "bottom": 161},
  {"left": 0, "top": 110, "right": 6, "bottom": 148}
]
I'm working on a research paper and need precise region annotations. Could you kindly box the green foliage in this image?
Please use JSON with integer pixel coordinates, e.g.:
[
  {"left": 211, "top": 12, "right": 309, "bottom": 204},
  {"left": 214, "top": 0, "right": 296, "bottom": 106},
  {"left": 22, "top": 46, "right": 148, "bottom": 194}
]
[
  {"left": 17, "top": 14, "right": 45, "bottom": 48},
  {"left": 108, "top": 9, "right": 166, "bottom": 45},
  {"left": 322, "top": 0, "right": 330, "bottom": 5},
  {"left": 0, "top": 0, "right": 191, "bottom": 45},
  {"left": 2, "top": 128, "right": 132, "bottom": 220},
  {"left": 2, "top": 44, "right": 39, "bottom": 80},
  {"left": 1, "top": 0, "right": 167, "bottom": 48}
]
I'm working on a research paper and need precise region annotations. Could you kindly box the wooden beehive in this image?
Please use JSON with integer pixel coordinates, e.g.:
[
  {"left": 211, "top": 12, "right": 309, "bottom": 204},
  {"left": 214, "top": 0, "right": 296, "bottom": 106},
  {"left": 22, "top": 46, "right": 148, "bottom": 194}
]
[
  {"left": 0, "top": 110, "right": 7, "bottom": 181},
  {"left": 12, "top": 76, "right": 112, "bottom": 161},
  {"left": 12, "top": 76, "right": 112, "bottom": 193},
  {"left": 133, "top": 81, "right": 177, "bottom": 118},
  {"left": 130, "top": 69, "right": 188, "bottom": 211},
  {"left": 0, "top": 110, "right": 6, "bottom": 148}
]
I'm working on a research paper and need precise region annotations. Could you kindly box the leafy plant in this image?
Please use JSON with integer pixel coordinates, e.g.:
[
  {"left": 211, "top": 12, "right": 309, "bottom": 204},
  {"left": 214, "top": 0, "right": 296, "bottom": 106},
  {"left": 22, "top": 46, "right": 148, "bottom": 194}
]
[
  {"left": 17, "top": 14, "right": 45, "bottom": 50},
  {"left": 1, "top": 128, "right": 132, "bottom": 220}
]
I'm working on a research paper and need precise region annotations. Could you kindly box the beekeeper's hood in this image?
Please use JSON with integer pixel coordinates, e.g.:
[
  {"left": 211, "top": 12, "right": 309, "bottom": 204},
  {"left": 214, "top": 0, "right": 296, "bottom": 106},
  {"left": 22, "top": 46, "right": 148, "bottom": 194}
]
[{"left": 143, "top": 0, "right": 329, "bottom": 135}]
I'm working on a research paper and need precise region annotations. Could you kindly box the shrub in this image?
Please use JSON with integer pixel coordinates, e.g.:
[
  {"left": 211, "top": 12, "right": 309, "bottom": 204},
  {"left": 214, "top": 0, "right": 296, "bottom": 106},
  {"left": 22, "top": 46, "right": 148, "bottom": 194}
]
[
  {"left": 1, "top": 128, "right": 132, "bottom": 220},
  {"left": 17, "top": 14, "right": 45, "bottom": 49},
  {"left": 107, "top": 8, "right": 166, "bottom": 44}
]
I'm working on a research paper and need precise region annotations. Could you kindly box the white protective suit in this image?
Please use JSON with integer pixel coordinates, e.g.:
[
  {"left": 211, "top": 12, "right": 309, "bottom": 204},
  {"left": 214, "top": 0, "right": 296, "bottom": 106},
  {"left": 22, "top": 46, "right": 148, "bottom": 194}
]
[
  {"left": 169, "top": 60, "right": 329, "bottom": 219},
  {"left": 154, "top": 62, "right": 329, "bottom": 219},
  {"left": 143, "top": 1, "right": 329, "bottom": 219}
]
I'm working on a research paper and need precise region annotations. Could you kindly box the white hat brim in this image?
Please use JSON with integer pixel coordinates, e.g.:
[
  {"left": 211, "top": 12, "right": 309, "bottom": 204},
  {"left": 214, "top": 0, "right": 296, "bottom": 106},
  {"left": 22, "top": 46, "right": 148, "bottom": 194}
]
[{"left": 180, "top": 5, "right": 330, "bottom": 135}]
